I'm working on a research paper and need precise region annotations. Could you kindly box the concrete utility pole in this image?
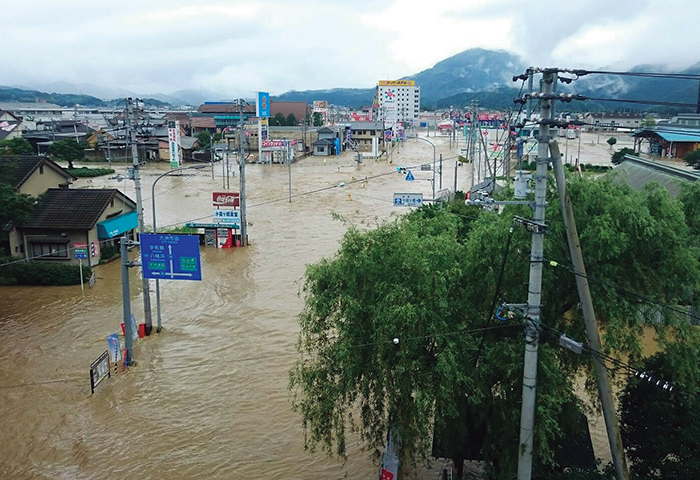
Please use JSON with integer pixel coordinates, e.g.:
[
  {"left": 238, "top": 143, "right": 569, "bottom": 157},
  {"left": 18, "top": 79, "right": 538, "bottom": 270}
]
[
  {"left": 517, "top": 70, "right": 555, "bottom": 480},
  {"left": 238, "top": 100, "right": 248, "bottom": 247},
  {"left": 287, "top": 139, "right": 292, "bottom": 203},
  {"left": 550, "top": 141, "right": 630, "bottom": 480},
  {"left": 126, "top": 98, "right": 153, "bottom": 335},
  {"left": 120, "top": 236, "right": 135, "bottom": 365},
  {"left": 454, "top": 159, "right": 458, "bottom": 192},
  {"left": 439, "top": 153, "right": 443, "bottom": 190}
]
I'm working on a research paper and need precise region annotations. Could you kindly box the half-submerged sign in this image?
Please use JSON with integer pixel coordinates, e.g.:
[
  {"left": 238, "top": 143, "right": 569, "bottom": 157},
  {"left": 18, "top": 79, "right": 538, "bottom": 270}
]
[
  {"left": 90, "top": 350, "right": 111, "bottom": 395},
  {"left": 140, "top": 234, "right": 202, "bottom": 281}
]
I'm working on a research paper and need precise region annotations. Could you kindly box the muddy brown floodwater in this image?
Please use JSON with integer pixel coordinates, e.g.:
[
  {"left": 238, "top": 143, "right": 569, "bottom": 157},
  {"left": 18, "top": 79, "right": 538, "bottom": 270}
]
[
  {"left": 0, "top": 135, "right": 465, "bottom": 479},
  {"left": 0, "top": 133, "right": 643, "bottom": 478}
]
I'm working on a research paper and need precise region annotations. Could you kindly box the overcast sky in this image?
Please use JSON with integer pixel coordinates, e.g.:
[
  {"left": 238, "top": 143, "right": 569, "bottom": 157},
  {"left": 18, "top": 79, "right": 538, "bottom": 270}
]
[{"left": 3, "top": 0, "right": 699, "bottom": 97}]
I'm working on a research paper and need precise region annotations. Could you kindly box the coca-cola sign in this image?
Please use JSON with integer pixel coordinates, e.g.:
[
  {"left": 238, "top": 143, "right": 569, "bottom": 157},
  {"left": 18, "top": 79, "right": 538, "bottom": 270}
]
[{"left": 212, "top": 192, "right": 240, "bottom": 207}]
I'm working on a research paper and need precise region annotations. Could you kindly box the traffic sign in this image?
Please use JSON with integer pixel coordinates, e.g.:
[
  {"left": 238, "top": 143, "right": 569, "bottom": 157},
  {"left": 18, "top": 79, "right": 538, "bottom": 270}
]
[
  {"left": 405, "top": 171, "right": 415, "bottom": 181},
  {"left": 393, "top": 193, "right": 423, "bottom": 207},
  {"left": 140, "top": 234, "right": 202, "bottom": 281},
  {"left": 74, "top": 242, "right": 88, "bottom": 259}
]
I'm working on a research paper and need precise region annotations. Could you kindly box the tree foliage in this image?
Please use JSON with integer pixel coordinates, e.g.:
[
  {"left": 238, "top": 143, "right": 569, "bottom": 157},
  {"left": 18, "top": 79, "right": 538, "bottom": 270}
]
[
  {"left": 50, "top": 139, "right": 85, "bottom": 169},
  {"left": 196, "top": 130, "right": 212, "bottom": 150},
  {"left": 0, "top": 137, "right": 33, "bottom": 156},
  {"left": 313, "top": 112, "right": 323, "bottom": 127},
  {"left": 271, "top": 113, "right": 287, "bottom": 126},
  {"left": 620, "top": 350, "right": 700, "bottom": 480},
  {"left": 291, "top": 175, "right": 700, "bottom": 478},
  {"left": 684, "top": 149, "right": 700, "bottom": 170},
  {"left": 286, "top": 113, "right": 297, "bottom": 126},
  {"left": 606, "top": 137, "right": 617, "bottom": 147},
  {"left": 611, "top": 147, "right": 636, "bottom": 165}
]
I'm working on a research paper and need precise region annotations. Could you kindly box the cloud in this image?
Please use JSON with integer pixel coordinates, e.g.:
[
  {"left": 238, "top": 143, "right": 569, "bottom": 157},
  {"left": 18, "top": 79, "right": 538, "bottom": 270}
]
[{"left": 1, "top": 0, "right": 698, "bottom": 98}]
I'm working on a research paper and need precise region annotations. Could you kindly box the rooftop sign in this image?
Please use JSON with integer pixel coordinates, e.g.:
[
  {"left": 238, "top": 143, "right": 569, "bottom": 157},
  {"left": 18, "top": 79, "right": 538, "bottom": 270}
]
[{"left": 379, "top": 80, "right": 415, "bottom": 86}]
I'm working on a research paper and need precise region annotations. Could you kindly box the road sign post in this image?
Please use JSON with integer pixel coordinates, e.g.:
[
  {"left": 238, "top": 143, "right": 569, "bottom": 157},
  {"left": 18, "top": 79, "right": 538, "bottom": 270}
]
[
  {"left": 74, "top": 242, "right": 88, "bottom": 294},
  {"left": 140, "top": 234, "right": 202, "bottom": 281},
  {"left": 393, "top": 193, "right": 423, "bottom": 207}
]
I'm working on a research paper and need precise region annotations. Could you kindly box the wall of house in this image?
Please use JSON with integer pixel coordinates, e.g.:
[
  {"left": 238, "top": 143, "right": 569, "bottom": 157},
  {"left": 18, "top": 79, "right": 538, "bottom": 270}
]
[
  {"left": 21, "top": 229, "right": 88, "bottom": 265},
  {"left": 19, "top": 164, "right": 70, "bottom": 197}
]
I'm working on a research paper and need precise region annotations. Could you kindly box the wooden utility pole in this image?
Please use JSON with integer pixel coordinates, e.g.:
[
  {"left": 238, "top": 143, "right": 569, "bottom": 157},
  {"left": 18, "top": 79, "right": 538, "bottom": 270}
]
[{"left": 550, "top": 141, "right": 630, "bottom": 480}]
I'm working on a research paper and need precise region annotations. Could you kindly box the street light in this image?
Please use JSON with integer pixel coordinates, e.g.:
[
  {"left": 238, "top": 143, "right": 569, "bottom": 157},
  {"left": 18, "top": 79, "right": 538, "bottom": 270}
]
[
  {"left": 151, "top": 164, "right": 207, "bottom": 333},
  {"left": 407, "top": 135, "right": 436, "bottom": 200}
]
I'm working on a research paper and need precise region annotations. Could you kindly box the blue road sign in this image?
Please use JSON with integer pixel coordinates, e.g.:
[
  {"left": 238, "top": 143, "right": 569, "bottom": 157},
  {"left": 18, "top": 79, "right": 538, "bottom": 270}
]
[
  {"left": 140, "top": 234, "right": 202, "bottom": 281},
  {"left": 405, "top": 170, "right": 415, "bottom": 181}
]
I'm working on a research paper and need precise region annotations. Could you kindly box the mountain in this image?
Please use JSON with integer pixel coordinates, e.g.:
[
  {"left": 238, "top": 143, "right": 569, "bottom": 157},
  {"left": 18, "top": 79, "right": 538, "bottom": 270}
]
[
  {"left": 0, "top": 86, "right": 107, "bottom": 107},
  {"left": 275, "top": 49, "right": 524, "bottom": 109},
  {"left": 409, "top": 48, "right": 524, "bottom": 102},
  {"left": 22, "top": 81, "right": 139, "bottom": 101}
]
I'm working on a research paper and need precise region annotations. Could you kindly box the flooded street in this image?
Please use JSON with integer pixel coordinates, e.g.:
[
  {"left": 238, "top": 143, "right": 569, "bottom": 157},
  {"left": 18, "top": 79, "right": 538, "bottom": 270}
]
[{"left": 0, "top": 135, "right": 463, "bottom": 479}]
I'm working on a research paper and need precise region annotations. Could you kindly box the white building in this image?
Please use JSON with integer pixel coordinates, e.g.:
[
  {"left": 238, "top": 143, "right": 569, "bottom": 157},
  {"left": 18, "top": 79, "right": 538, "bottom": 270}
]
[{"left": 375, "top": 80, "right": 420, "bottom": 127}]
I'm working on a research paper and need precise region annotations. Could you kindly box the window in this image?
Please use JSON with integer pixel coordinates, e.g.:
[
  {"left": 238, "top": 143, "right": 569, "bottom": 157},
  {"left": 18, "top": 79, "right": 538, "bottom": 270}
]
[
  {"left": 39, "top": 165, "right": 44, "bottom": 174},
  {"left": 31, "top": 243, "right": 69, "bottom": 258},
  {"left": 318, "top": 146, "right": 325, "bottom": 152}
]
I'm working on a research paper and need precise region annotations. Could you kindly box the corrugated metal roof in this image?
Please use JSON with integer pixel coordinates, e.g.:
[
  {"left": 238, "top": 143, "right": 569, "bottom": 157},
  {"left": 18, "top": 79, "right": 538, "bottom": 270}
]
[
  {"left": 655, "top": 131, "right": 700, "bottom": 142},
  {"left": 609, "top": 155, "right": 700, "bottom": 197}
]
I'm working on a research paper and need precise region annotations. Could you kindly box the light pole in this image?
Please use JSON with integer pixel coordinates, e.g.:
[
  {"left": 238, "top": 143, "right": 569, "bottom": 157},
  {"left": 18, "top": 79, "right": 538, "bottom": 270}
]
[
  {"left": 151, "top": 164, "right": 206, "bottom": 333},
  {"left": 408, "top": 135, "right": 436, "bottom": 200}
]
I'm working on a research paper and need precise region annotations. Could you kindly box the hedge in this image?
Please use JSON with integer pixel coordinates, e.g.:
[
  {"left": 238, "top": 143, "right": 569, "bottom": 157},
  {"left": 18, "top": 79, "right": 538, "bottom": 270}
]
[
  {"left": 66, "top": 167, "right": 115, "bottom": 178},
  {"left": 0, "top": 258, "right": 91, "bottom": 286}
]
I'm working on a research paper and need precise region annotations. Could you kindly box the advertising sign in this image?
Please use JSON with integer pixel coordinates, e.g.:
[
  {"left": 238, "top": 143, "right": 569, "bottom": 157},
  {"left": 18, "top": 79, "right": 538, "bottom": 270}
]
[
  {"left": 90, "top": 350, "right": 111, "bottom": 395},
  {"left": 217, "top": 228, "right": 231, "bottom": 248},
  {"left": 168, "top": 120, "right": 181, "bottom": 168},
  {"left": 261, "top": 139, "right": 297, "bottom": 148},
  {"left": 214, "top": 209, "right": 240, "bottom": 225},
  {"left": 212, "top": 192, "right": 240, "bottom": 207},
  {"left": 256, "top": 92, "right": 270, "bottom": 118},
  {"left": 260, "top": 117, "right": 269, "bottom": 141},
  {"left": 90, "top": 240, "right": 99, "bottom": 259},
  {"left": 393, "top": 193, "right": 423, "bottom": 207},
  {"left": 378, "top": 80, "right": 415, "bottom": 86},
  {"left": 106, "top": 334, "right": 121, "bottom": 364},
  {"left": 74, "top": 242, "right": 88, "bottom": 259},
  {"left": 140, "top": 234, "right": 202, "bottom": 281}
]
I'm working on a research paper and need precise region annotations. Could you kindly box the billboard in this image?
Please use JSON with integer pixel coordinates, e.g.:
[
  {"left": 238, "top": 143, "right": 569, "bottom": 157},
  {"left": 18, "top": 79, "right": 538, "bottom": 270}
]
[
  {"left": 256, "top": 92, "right": 270, "bottom": 118},
  {"left": 168, "top": 120, "right": 181, "bottom": 168},
  {"left": 378, "top": 80, "right": 415, "bottom": 86},
  {"left": 213, "top": 192, "right": 240, "bottom": 207},
  {"left": 260, "top": 117, "right": 269, "bottom": 141}
]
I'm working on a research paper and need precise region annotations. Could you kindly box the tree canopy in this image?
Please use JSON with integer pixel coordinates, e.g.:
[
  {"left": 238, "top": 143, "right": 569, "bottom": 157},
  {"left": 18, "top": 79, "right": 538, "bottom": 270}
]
[
  {"left": 611, "top": 147, "right": 636, "bottom": 165},
  {"left": 50, "top": 139, "right": 85, "bottom": 169},
  {"left": 290, "top": 176, "right": 700, "bottom": 478},
  {"left": 313, "top": 112, "right": 323, "bottom": 127},
  {"left": 286, "top": 113, "right": 297, "bottom": 126},
  {"left": 0, "top": 137, "right": 33, "bottom": 156},
  {"left": 196, "top": 131, "right": 212, "bottom": 150}
]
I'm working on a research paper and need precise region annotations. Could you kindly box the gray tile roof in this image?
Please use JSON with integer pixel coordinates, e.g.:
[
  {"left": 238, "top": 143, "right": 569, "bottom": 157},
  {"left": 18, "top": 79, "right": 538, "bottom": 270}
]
[
  {"left": 0, "top": 156, "right": 76, "bottom": 189},
  {"left": 609, "top": 155, "right": 700, "bottom": 197}
]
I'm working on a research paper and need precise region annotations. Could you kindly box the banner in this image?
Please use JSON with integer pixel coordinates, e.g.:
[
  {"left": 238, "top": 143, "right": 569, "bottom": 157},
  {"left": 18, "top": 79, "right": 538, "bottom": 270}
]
[
  {"left": 256, "top": 92, "right": 270, "bottom": 118},
  {"left": 106, "top": 333, "right": 122, "bottom": 364},
  {"left": 168, "top": 120, "right": 181, "bottom": 168}
]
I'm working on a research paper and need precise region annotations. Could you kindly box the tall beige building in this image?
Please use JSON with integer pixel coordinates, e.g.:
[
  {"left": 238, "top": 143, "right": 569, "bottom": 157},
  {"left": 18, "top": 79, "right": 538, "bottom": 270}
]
[{"left": 375, "top": 80, "right": 420, "bottom": 127}]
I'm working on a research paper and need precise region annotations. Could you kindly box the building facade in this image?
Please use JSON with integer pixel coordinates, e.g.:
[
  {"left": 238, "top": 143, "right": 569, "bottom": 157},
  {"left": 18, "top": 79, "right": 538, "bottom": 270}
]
[{"left": 375, "top": 80, "right": 420, "bottom": 127}]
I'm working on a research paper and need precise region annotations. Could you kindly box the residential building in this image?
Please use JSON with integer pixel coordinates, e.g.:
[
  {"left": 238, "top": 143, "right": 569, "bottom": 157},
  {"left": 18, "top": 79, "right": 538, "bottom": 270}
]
[
  {"left": 11, "top": 189, "right": 137, "bottom": 266},
  {"left": 611, "top": 154, "right": 699, "bottom": 197},
  {"left": 0, "top": 155, "right": 75, "bottom": 197},
  {"left": 375, "top": 80, "right": 420, "bottom": 127},
  {"left": 312, "top": 127, "right": 338, "bottom": 156},
  {"left": 349, "top": 121, "right": 385, "bottom": 153},
  {"left": 633, "top": 128, "right": 700, "bottom": 158},
  {"left": 195, "top": 102, "right": 256, "bottom": 131},
  {"left": 0, "top": 110, "right": 22, "bottom": 141}
]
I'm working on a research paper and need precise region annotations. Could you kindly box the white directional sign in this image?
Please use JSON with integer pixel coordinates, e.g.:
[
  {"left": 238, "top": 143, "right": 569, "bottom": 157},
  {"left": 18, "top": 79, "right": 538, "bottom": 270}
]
[
  {"left": 393, "top": 193, "right": 423, "bottom": 207},
  {"left": 214, "top": 209, "right": 240, "bottom": 224}
]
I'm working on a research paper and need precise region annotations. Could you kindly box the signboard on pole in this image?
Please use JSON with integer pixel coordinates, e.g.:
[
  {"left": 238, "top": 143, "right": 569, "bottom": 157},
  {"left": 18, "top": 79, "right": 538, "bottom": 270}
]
[
  {"left": 256, "top": 92, "right": 270, "bottom": 118},
  {"left": 90, "top": 350, "right": 111, "bottom": 395},
  {"left": 214, "top": 209, "right": 240, "bottom": 225},
  {"left": 212, "top": 192, "right": 240, "bottom": 207},
  {"left": 260, "top": 117, "right": 269, "bottom": 141},
  {"left": 106, "top": 333, "right": 122, "bottom": 364},
  {"left": 168, "top": 120, "right": 181, "bottom": 168},
  {"left": 140, "top": 234, "right": 202, "bottom": 281},
  {"left": 74, "top": 242, "right": 88, "bottom": 259},
  {"left": 404, "top": 171, "right": 415, "bottom": 181},
  {"left": 393, "top": 193, "right": 423, "bottom": 207}
]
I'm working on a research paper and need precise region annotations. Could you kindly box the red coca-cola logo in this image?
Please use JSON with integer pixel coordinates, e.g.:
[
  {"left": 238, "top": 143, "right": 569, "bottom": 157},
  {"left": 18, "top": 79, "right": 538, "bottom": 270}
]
[{"left": 212, "top": 192, "right": 240, "bottom": 207}]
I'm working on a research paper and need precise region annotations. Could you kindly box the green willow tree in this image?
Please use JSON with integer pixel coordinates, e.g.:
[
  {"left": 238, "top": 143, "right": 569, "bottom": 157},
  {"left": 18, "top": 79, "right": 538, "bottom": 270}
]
[
  {"left": 290, "top": 176, "right": 700, "bottom": 478},
  {"left": 50, "top": 138, "right": 85, "bottom": 169}
]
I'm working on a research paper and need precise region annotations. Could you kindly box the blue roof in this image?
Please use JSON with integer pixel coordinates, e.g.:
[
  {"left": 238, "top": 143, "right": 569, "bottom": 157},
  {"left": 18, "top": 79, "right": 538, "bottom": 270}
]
[{"left": 634, "top": 129, "right": 700, "bottom": 142}]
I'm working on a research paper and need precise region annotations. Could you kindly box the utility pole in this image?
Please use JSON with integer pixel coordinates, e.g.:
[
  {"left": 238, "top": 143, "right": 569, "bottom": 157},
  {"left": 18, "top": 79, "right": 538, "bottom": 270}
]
[
  {"left": 550, "top": 141, "right": 630, "bottom": 480},
  {"left": 453, "top": 159, "right": 458, "bottom": 192},
  {"left": 238, "top": 100, "right": 248, "bottom": 247},
  {"left": 126, "top": 98, "right": 153, "bottom": 335},
  {"left": 517, "top": 70, "right": 555, "bottom": 480},
  {"left": 120, "top": 236, "right": 135, "bottom": 365},
  {"left": 439, "top": 153, "right": 443, "bottom": 190},
  {"left": 287, "top": 139, "right": 292, "bottom": 203}
]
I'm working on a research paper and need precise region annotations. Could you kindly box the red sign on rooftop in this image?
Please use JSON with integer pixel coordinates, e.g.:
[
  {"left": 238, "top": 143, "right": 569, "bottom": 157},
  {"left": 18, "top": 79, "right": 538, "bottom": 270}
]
[{"left": 213, "top": 192, "right": 240, "bottom": 207}]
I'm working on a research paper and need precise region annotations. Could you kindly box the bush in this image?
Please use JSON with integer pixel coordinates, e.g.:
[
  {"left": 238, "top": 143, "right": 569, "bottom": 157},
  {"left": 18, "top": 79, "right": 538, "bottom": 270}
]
[
  {"left": 66, "top": 167, "right": 115, "bottom": 178},
  {"left": 685, "top": 150, "right": 700, "bottom": 169},
  {"left": 607, "top": 137, "right": 617, "bottom": 147},
  {"left": 99, "top": 244, "right": 119, "bottom": 263},
  {"left": 611, "top": 147, "right": 636, "bottom": 165},
  {"left": 0, "top": 258, "right": 91, "bottom": 286}
]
